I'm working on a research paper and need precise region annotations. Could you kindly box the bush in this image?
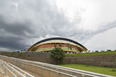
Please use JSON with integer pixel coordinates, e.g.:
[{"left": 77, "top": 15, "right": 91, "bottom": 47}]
[
  {"left": 50, "top": 47, "right": 65, "bottom": 64},
  {"left": 111, "top": 56, "right": 116, "bottom": 71},
  {"left": 11, "top": 52, "right": 16, "bottom": 56}
]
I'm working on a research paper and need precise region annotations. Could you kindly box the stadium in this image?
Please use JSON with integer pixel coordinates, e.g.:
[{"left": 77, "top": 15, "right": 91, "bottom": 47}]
[{"left": 27, "top": 37, "right": 87, "bottom": 53}]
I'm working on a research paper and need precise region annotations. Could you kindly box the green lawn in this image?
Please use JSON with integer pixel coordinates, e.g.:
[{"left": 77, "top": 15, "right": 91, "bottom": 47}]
[
  {"left": 60, "top": 64, "right": 116, "bottom": 76},
  {"left": 66, "top": 50, "right": 116, "bottom": 57}
]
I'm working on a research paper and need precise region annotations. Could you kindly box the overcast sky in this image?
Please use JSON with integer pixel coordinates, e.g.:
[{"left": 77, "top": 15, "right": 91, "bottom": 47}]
[{"left": 0, "top": 0, "right": 116, "bottom": 51}]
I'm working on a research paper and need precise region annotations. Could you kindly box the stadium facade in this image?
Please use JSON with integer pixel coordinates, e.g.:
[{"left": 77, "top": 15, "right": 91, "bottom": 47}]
[{"left": 27, "top": 37, "right": 87, "bottom": 53}]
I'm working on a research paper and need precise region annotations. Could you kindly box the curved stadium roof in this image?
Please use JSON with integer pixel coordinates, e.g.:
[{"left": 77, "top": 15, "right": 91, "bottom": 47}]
[{"left": 27, "top": 37, "right": 87, "bottom": 52}]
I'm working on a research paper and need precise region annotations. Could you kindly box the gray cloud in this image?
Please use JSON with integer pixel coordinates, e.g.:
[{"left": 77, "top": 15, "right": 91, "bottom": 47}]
[
  {"left": 86, "top": 21, "right": 116, "bottom": 41},
  {"left": 0, "top": 0, "right": 116, "bottom": 51},
  {"left": 0, "top": 15, "right": 33, "bottom": 50},
  {"left": 0, "top": 0, "right": 78, "bottom": 50},
  {"left": 0, "top": 16, "right": 33, "bottom": 36},
  {"left": 96, "top": 21, "right": 116, "bottom": 34},
  {"left": 0, "top": 37, "right": 25, "bottom": 49}
]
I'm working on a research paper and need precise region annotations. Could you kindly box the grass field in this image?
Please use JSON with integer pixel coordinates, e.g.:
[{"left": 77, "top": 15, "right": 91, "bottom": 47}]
[
  {"left": 60, "top": 64, "right": 116, "bottom": 76},
  {"left": 66, "top": 50, "right": 116, "bottom": 57}
]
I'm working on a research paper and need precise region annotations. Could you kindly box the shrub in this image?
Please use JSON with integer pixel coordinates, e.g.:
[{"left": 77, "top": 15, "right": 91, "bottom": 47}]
[
  {"left": 50, "top": 47, "right": 65, "bottom": 64},
  {"left": 11, "top": 52, "right": 15, "bottom": 56},
  {"left": 111, "top": 56, "right": 116, "bottom": 71},
  {"left": 18, "top": 52, "right": 23, "bottom": 57}
]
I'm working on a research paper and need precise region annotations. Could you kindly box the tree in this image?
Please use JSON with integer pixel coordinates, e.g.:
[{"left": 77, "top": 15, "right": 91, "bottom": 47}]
[
  {"left": 69, "top": 45, "right": 72, "bottom": 50},
  {"left": 59, "top": 43, "right": 62, "bottom": 48},
  {"left": 50, "top": 47, "right": 65, "bottom": 64},
  {"left": 111, "top": 56, "right": 116, "bottom": 71},
  {"left": 66, "top": 43, "right": 70, "bottom": 50}
]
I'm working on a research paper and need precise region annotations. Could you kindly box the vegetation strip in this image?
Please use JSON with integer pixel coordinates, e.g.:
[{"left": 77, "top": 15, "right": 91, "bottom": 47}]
[
  {"left": 66, "top": 50, "right": 116, "bottom": 56},
  {"left": 60, "top": 64, "right": 116, "bottom": 76}
]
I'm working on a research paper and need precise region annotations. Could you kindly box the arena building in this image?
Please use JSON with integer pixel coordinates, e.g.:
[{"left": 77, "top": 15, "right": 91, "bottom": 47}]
[{"left": 27, "top": 37, "right": 87, "bottom": 53}]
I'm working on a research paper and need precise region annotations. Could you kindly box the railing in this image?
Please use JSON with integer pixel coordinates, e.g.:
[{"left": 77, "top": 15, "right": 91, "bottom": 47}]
[
  {"left": 0, "top": 59, "right": 34, "bottom": 77},
  {"left": 0, "top": 55, "right": 114, "bottom": 77}
]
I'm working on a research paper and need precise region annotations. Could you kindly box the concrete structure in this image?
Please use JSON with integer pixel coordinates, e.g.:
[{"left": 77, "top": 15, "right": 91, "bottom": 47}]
[
  {"left": 0, "top": 59, "right": 35, "bottom": 77},
  {"left": 27, "top": 37, "right": 87, "bottom": 53},
  {"left": 0, "top": 55, "right": 113, "bottom": 77}
]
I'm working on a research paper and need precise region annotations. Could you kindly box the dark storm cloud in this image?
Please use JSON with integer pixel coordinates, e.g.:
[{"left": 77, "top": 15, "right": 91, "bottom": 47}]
[
  {"left": 0, "top": 16, "right": 33, "bottom": 36},
  {"left": 0, "top": 0, "right": 116, "bottom": 51},
  {"left": 0, "top": 37, "right": 25, "bottom": 50},
  {"left": 0, "top": 15, "right": 34, "bottom": 50},
  {"left": 0, "top": 0, "right": 78, "bottom": 50}
]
